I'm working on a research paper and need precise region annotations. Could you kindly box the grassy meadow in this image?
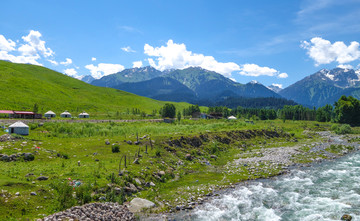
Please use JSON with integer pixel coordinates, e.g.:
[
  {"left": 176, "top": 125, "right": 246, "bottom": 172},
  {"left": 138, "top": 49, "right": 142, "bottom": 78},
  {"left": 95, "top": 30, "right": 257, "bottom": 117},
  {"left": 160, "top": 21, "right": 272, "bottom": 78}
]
[{"left": 0, "top": 119, "right": 337, "bottom": 220}]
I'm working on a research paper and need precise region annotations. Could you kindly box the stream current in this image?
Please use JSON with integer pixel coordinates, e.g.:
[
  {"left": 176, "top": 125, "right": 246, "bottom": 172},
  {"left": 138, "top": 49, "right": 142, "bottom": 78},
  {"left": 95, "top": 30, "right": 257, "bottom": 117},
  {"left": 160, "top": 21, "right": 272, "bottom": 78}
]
[{"left": 180, "top": 152, "right": 360, "bottom": 221}]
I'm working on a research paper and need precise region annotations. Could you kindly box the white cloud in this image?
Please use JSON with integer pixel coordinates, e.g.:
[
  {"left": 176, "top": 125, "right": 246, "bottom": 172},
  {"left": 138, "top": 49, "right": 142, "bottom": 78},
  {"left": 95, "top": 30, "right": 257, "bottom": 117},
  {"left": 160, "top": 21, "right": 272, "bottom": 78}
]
[
  {"left": 121, "top": 46, "right": 136, "bottom": 53},
  {"left": 91, "top": 57, "right": 96, "bottom": 61},
  {"left": 0, "top": 30, "right": 55, "bottom": 66},
  {"left": 132, "top": 61, "right": 143, "bottom": 68},
  {"left": 60, "top": 58, "right": 72, "bottom": 66},
  {"left": 239, "top": 64, "right": 288, "bottom": 78},
  {"left": 22, "top": 30, "right": 54, "bottom": 57},
  {"left": 64, "top": 68, "right": 77, "bottom": 77},
  {"left": 85, "top": 63, "right": 125, "bottom": 79},
  {"left": 301, "top": 37, "right": 360, "bottom": 66},
  {"left": 337, "top": 64, "right": 353, "bottom": 69},
  {"left": 271, "top": 83, "right": 283, "bottom": 89},
  {"left": 144, "top": 40, "right": 240, "bottom": 77},
  {"left": 0, "top": 51, "right": 41, "bottom": 65},
  {"left": 48, "top": 59, "right": 58, "bottom": 65},
  {"left": 0, "top": 35, "right": 16, "bottom": 51},
  {"left": 229, "top": 78, "right": 237, "bottom": 82},
  {"left": 278, "top": 72, "right": 288, "bottom": 78}
]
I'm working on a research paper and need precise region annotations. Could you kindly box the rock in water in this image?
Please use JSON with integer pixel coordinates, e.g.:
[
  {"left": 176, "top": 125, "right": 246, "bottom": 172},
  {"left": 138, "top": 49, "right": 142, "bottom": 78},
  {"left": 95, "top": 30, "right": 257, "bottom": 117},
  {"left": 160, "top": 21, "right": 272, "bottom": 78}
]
[
  {"left": 128, "top": 198, "right": 155, "bottom": 212},
  {"left": 341, "top": 214, "right": 352, "bottom": 221}
]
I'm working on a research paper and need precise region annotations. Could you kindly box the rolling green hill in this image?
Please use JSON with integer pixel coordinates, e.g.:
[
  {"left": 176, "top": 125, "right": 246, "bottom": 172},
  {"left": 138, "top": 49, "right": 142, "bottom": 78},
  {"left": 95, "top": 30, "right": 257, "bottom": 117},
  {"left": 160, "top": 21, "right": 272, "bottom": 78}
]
[{"left": 0, "top": 60, "right": 189, "bottom": 117}]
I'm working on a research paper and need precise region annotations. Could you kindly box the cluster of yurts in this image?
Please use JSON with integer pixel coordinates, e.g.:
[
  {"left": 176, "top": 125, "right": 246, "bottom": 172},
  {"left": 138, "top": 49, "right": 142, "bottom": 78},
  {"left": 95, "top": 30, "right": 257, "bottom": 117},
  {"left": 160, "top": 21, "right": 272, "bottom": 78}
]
[
  {"left": 7, "top": 111, "right": 89, "bottom": 136},
  {"left": 44, "top": 111, "right": 89, "bottom": 119}
]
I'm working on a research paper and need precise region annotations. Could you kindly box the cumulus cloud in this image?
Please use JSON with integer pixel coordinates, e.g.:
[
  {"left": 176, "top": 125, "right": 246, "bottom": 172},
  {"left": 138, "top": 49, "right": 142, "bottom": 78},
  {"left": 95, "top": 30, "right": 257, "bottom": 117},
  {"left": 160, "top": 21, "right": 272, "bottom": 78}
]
[
  {"left": 0, "top": 35, "right": 16, "bottom": 51},
  {"left": 144, "top": 40, "right": 240, "bottom": 77},
  {"left": 278, "top": 72, "right": 288, "bottom": 78},
  {"left": 238, "top": 64, "right": 288, "bottom": 78},
  {"left": 22, "top": 30, "right": 54, "bottom": 57},
  {"left": 92, "top": 57, "right": 96, "bottom": 61},
  {"left": 301, "top": 37, "right": 360, "bottom": 66},
  {"left": 64, "top": 68, "right": 77, "bottom": 77},
  {"left": 337, "top": 64, "right": 353, "bottom": 69},
  {"left": 0, "top": 30, "right": 55, "bottom": 66},
  {"left": 132, "top": 61, "right": 143, "bottom": 68},
  {"left": 48, "top": 59, "right": 58, "bottom": 65},
  {"left": 121, "top": 46, "right": 136, "bottom": 53},
  {"left": 85, "top": 63, "right": 125, "bottom": 79},
  {"left": 271, "top": 83, "right": 283, "bottom": 89},
  {"left": 60, "top": 58, "right": 72, "bottom": 66},
  {"left": 0, "top": 51, "right": 41, "bottom": 65}
]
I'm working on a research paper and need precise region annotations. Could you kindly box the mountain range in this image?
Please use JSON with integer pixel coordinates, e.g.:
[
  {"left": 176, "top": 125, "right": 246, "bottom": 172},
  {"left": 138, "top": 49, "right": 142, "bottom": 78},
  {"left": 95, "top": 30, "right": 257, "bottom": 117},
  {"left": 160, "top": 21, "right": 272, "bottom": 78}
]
[
  {"left": 82, "top": 65, "right": 360, "bottom": 108},
  {"left": 279, "top": 68, "right": 360, "bottom": 107},
  {"left": 89, "top": 66, "right": 281, "bottom": 106}
]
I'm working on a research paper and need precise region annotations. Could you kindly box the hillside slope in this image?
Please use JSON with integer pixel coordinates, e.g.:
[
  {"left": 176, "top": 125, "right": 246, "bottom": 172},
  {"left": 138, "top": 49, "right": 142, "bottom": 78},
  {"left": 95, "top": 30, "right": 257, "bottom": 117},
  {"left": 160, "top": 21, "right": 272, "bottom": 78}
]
[{"left": 0, "top": 61, "right": 188, "bottom": 116}]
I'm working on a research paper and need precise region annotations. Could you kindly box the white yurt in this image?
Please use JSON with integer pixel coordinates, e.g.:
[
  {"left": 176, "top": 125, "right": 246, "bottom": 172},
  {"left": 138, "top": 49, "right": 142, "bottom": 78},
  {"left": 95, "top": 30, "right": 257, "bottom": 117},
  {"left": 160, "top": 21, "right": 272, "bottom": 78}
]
[
  {"left": 9, "top": 121, "right": 29, "bottom": 135},
  {"left": 44, "top": 110, "right": 56, "bottom": 118},
  {"left": 60, "top": 111, "right": 72, "bottom": 118},
  {"left": 78, "top": 112, "right": 90, "bottom": 118},
  {"left": 227, "top": 115, "right": 237, "bottom": 120}
]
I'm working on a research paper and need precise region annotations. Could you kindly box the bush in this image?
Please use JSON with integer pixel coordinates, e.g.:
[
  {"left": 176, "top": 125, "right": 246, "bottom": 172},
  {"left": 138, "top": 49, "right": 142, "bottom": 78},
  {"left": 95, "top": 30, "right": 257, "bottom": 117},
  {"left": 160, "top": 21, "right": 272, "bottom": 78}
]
[
  {"left": 336, "top": 124, "right": 352, "bottom": 134},
  {"left": 155, "top": 148, "right": 161, "bottom": 157},
  {"left": 51, "top": 181, "right": 76, "bottom": 210},
  {"left": 331, "top": 124, "right": 339, "bottom": 131},
  {"left": 76, "top": 184, "right": 92, "bottom": 204},
  {"left": 112, "top": 144, "right": 120, "bottom": 153}
]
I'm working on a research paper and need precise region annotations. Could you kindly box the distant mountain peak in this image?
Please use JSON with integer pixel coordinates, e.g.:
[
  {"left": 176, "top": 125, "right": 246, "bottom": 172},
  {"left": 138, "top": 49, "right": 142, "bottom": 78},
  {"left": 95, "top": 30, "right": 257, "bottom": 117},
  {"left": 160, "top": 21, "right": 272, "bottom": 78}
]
[{"left": 249, "top": 80, "right": 259, "bottom": 84}]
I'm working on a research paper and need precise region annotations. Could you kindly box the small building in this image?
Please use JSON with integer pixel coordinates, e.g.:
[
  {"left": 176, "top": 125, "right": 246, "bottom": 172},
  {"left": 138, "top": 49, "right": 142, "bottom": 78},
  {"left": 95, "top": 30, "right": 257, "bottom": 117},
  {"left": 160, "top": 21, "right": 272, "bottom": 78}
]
[
  {"left": 60, "top": 111, "right": 72, "bottom": 118},
  {"left": 0, "top": 110, "right": 14, "bottom": 118},
  {"left": 44, "top": 111, "right": 56, "bottom": 118},
  {"left": 9, "top": 121, "right": 29, "bottom": 135},
  {"left": 227, "top": 116, "right": 237, "bottom": 120},
  {"left": 78, "top": 112, "right": 89, "bottom": 118}
]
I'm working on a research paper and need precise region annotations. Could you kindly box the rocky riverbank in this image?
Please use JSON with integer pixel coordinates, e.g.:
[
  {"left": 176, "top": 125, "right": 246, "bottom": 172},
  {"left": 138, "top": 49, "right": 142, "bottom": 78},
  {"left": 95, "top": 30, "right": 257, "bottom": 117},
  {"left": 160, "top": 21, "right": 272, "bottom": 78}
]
[
  {"left": 139, "top": 130, "right": 360, "bottom": 220},
  {"left": 43, "top": 202, "right": 135, "bottom": 221}
]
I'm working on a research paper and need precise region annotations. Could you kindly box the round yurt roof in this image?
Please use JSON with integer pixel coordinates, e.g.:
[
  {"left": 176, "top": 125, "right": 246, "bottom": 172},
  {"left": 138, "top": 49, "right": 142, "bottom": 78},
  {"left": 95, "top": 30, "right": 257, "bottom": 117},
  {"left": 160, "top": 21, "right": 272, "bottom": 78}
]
[
  {"left": 61, "top": 111, "right": 71, "bottom": 115},
  {"left": 79, "top": 112, "right": 89, "bottom": 116},
  {"left": 45, "top": 110, "right": 56, "bottom": 115},
  {"left": 9, "top": 121, "right": 29, "bottom": 128},
  {"left": 227, "top": 116, "right": 237, "bottom": 120}
]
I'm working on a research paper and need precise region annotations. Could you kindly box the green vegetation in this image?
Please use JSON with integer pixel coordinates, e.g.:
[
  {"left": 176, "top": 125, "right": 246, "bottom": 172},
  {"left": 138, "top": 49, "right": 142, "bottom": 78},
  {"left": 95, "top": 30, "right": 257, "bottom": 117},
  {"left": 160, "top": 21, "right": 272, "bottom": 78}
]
[
  {"left": 334, "top": 95, "right": 360, "bottom": 126},
  {"left": 0, "top": 60, "right": 189, "bottom": 118},
  {"left": 0, "top": 119, "right": 341, "bottom": 220}
]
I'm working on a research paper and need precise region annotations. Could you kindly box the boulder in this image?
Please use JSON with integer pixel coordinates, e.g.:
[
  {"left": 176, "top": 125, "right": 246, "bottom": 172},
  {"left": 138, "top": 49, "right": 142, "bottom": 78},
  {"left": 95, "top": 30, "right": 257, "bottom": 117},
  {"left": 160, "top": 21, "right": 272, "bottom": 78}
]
[
  {"left": 341, "top": 214, "right": 352, "bottom": 221},
  {"left": 128, "top": 198, "right": 155, "bottom": 212},
  {"left": 37, "top": 176, "right": 49, "bottom": 181}
]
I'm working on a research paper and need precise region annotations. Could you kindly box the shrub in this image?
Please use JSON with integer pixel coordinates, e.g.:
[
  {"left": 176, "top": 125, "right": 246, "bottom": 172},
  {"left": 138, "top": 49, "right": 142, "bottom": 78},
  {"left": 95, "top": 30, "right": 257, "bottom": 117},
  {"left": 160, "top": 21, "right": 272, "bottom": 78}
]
[
  {"left": 112, "top": 144, "right": 120, "bottom": 153},
  {"left": 51, "top": 181, "right": 76, "bottom": 210},
  {"left": 331, "top": 124, "right": 339, "bottom": 131},
  {"left": 336, "top": 124, "right": 352, "bottom": 134},
  {"left": 76, "top": 184, "right": 92, "bottom": 204},
  {"left": 155, "top": 148, "right": 161, "bottom": 157}
]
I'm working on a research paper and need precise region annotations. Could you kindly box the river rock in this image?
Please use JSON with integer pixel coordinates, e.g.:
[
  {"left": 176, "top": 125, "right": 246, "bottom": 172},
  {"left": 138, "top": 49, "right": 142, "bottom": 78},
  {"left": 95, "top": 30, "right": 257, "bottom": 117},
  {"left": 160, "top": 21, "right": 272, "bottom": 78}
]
[
  {"left": 128, "top": 198, "right": 155, "bottom": 212},
  {"left": 341, "top": 214, "right": 352, "bottom": 221}
]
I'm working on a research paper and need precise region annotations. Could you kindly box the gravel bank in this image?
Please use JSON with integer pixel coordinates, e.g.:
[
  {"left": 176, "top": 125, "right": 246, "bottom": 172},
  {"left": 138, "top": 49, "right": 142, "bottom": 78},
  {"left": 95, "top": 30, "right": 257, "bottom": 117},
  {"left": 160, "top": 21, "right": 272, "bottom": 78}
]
[{"left": 43, "top": 202, "right": 135, "bottom": 221}]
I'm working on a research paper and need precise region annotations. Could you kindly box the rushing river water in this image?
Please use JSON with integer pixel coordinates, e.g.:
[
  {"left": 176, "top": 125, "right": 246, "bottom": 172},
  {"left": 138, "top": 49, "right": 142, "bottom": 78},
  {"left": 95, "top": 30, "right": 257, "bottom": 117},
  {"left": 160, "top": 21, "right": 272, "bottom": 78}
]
[{"left": 178, "top": 152, "right": 360, "bottom": 221}]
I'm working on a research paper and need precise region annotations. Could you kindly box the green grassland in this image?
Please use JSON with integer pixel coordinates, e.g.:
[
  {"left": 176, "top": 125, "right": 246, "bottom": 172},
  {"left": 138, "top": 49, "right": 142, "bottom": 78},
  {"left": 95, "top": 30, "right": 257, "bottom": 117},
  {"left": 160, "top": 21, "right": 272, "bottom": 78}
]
[
  {"left": 0, "top": 60, "right": 190, "bottom": 118},
  {"left": 0, "top": 119, "right": 335, "bottom": 220}
]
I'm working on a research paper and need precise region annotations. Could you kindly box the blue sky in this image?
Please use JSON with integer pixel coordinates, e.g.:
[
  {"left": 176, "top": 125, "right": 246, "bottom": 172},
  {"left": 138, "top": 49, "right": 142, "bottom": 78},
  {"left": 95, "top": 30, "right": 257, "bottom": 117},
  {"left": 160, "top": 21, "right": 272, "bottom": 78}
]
[{"left": 1, "top": 0, "right": 360, "bottom": 88}]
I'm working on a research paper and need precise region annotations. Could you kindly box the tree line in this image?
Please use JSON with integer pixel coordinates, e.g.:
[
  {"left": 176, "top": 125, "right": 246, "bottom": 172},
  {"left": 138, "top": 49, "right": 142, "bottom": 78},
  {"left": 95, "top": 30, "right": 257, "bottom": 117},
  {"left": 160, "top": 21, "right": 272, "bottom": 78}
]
[{"left": 175, "top": 95, "right": 360, "bottom": 126}]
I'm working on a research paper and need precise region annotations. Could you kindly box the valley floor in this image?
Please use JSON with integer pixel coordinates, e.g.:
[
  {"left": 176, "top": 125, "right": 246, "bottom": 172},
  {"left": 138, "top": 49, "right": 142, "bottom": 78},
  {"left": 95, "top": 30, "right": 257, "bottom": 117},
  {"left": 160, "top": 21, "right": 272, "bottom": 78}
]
[{"left": 0, "top": 119, "right": 357, "bottom": 220}]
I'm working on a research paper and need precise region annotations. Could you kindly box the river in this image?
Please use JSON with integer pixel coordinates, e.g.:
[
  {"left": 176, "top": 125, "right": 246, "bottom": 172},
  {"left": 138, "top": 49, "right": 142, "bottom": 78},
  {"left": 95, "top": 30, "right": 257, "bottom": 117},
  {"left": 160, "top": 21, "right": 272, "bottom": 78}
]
[{"left": 176, "top": 152, "right": 360, "bottom": 221}]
